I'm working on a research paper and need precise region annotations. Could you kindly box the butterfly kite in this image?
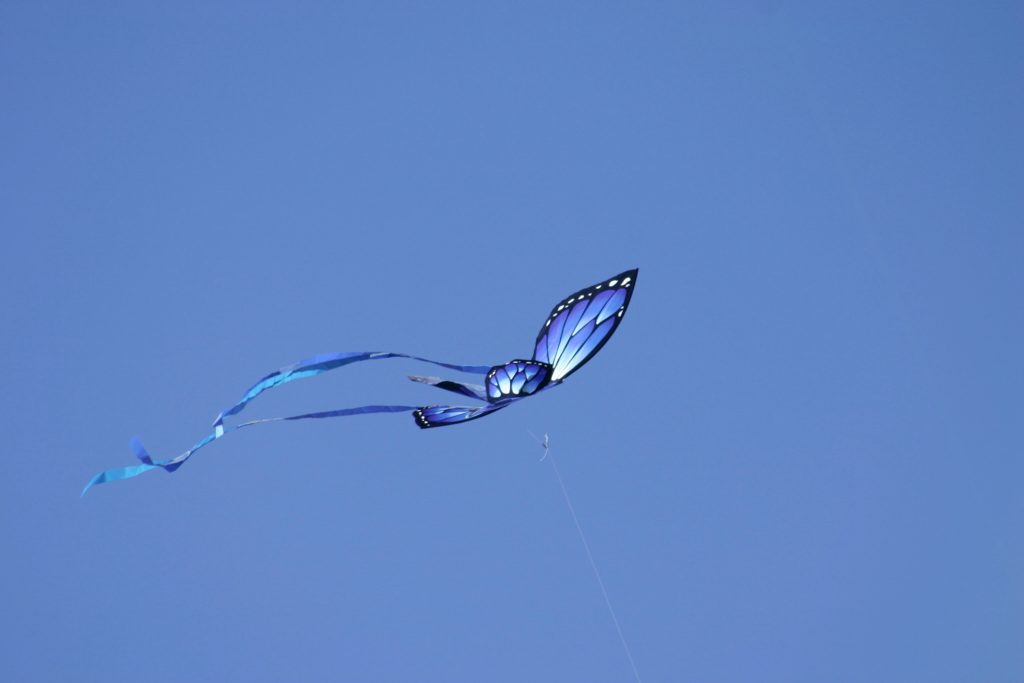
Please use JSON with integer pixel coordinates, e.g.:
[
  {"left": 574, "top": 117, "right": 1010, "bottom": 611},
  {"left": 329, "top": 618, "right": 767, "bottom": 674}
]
[{"left": 83, "top": 268, "right": 638, "bottom": 494}]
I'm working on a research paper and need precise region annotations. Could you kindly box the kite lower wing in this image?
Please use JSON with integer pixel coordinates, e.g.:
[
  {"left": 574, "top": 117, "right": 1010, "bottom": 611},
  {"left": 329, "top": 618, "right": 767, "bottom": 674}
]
[{"left": 412, "top": 402, "right": 512, "bottom": 429}]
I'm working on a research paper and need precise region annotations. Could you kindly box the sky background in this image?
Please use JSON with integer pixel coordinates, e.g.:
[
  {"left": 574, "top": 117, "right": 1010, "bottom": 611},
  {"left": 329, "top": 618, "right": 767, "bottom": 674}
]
[{"left": 2, "top": 2, "right": 1021, "bottom": 681}]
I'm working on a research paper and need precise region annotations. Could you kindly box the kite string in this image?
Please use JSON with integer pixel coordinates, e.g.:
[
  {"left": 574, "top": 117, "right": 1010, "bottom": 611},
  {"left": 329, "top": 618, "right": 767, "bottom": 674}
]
[{"left": 546, "top": 445, "right": 643, "bottom": 683}]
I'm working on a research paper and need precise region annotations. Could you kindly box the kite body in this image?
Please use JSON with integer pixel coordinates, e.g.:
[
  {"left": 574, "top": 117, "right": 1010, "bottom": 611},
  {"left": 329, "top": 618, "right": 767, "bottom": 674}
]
[{"left": 83, "top": 268, "right": 638, "bottom": 493}]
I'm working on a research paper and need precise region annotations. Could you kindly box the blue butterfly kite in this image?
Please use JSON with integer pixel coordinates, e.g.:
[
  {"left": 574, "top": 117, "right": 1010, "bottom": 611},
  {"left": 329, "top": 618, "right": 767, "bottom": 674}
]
[{"left": 83, "top": 268, "right": 638, "bottom": 494}]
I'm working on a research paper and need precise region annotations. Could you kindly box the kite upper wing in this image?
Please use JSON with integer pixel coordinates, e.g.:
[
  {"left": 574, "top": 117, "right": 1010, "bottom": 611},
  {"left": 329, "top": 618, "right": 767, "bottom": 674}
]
[{"left": 532, "top": 268, "right": 638, "bottom": 382}]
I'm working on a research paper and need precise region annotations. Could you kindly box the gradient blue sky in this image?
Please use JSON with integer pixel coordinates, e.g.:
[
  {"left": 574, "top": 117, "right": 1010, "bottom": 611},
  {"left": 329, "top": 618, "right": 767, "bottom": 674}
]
[{"left": 2, "top": 2, "right": 1021, "bottom": 681}]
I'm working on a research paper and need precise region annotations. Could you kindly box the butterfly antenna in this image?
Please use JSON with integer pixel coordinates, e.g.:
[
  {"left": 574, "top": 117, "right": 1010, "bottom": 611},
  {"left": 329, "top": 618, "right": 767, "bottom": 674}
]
[{"left": 544, "top": 444, "right": 643, "bottom": 683}]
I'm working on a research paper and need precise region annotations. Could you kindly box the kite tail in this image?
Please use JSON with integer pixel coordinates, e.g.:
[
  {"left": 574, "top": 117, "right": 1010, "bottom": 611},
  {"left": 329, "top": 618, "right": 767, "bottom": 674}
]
[
  {"left": 211, "top": 350, "right": 489, "bottom": 432},
  {"left": 82, "top": 350, "right": 489, "bottom": 496},
  {"left": 81, "top": 404, "right": 421, "bottom": 496}
]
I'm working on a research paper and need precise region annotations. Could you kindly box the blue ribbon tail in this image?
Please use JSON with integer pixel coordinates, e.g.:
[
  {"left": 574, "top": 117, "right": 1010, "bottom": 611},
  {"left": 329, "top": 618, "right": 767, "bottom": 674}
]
[
  {"left": 81, "top": 463, "right": 161, "bottom": 497},
  {"left": 130, "top": 436, "right": 154, "bottom": 465},
  {"left": 82, "top": 405, "right": 423, "bottom": 495},
  {"left": 211, "top": 351, "right": 490, "bottom": 430},
  {"left": 82, "top": 350, "right": 487, "bottom": 495},
  {"left": 235, "top": 404, "right": 421, "bottom": 427}
]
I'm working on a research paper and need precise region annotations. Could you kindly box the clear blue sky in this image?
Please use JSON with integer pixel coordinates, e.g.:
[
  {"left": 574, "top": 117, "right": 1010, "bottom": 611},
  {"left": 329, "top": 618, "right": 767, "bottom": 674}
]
[{"left": 2, "top": 2, "right": 1021, "bottom": 681}]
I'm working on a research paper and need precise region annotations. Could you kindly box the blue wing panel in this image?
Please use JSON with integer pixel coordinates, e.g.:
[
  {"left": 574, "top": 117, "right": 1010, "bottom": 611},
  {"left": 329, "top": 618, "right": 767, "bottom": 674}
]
[
  {"left": 597, "top": 288, "right": 627, "bottom": 325},
  {"left": 555, "top": 317, "right": 615, "bottom": 379},
  {"left": 580, "top": 289, "right": 615, "bottom": 330},
  {"left": 556, "top": 300, "right": 589, "bottom": 361},
  {"left": 543, "top": 313, "right": 567, "bottom": 364},
  {"left": 558, "top": 319, "right": 595, "bottom": 371}
]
